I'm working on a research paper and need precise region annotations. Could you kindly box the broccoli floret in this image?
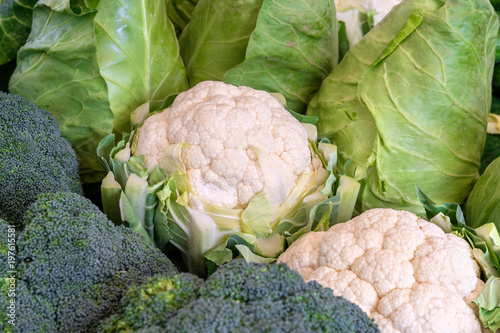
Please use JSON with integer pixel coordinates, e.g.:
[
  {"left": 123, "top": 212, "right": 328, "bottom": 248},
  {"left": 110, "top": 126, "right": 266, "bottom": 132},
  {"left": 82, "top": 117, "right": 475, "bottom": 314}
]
[
  {"left": 99, "top": 259, "right": 379, "bottom": 333},
  {"left": 14, "top": 192, "right": 178, "bottom": 333},
  {"left": 100, "top": 273, "right": 204, "bottom": 332},
  {"left": 0, "top": 92, "right": 83, "bottom": 228}
]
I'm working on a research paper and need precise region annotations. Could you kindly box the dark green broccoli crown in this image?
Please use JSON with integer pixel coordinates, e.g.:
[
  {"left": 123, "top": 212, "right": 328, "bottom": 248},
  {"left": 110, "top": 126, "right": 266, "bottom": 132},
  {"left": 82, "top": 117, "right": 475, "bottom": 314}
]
[
  {"left": 15, "top": 192, "right": 178, "bottom": 333},
  {"left": 0, "top": 218, "right": 12, "bottom": 276},
  {"left": 0, "top": 92, "right": 83, "bottom": 227},
  {"left": 201, "top": 257, "right": 317, "bottom": 301},
  {"left": 100, "top": 259, "right": 379, "bottom": 333},
  {"left": 100, "top": 273, "right": 204, "bottom": 332}
]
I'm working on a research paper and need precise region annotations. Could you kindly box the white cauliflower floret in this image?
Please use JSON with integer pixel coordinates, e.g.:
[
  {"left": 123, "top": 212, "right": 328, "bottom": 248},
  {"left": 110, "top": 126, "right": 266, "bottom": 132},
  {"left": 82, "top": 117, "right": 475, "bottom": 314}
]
[
  {"left": 134, "top": 109, "right": 171, "bottom": 171},
  {"left": 374, "top": 284, "right": 481, "bottom": 333},
  {"left": 134, "top": 81, "right": 312, "bottom": 209},
  {"left": 277, "top": 208, "right": 483, "bottom": 333}
]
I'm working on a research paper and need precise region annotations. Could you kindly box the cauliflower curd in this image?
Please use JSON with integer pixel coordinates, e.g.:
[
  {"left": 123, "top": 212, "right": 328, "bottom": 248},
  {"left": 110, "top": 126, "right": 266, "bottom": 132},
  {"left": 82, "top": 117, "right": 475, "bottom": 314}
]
[
  {"left": 134, "top": 81, "right": 313, "bottom": 209},
  {"left": 277, "top": 208, "right": 484, "bottom": 333},
  {"left": 98, "top": 80, "right": 343, "bottom": 276}
]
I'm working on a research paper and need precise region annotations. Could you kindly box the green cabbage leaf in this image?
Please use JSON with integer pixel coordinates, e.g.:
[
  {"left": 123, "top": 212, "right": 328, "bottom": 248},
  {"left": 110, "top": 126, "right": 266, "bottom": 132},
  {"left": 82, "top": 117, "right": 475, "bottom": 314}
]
[
  {"left": 307, "top": 0, "right": 499, "bottom": 214},
  {"left": 465, "top": 157, "right": 500, "bottom": 230},
  {"left": 223, "top": 0, "right": 337, "bottom": 114},
  {"left": 179, "top": 0, "right": 336, "bottom": 114},
  {"left": 179, "top": 0, "right": 264, "bottom": 86},
  {"left": 0, "top": 0, "right": 38, "bottom": 65},
  {"left": 9, "top": 0, "right": 188, "bottom": 182}
]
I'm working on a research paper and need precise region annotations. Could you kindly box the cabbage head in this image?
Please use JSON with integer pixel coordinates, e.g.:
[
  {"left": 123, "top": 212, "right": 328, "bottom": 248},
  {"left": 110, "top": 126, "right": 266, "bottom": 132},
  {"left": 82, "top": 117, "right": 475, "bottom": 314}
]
[{"left": 307, "top": 0, "right": 499, "bottom": 214}]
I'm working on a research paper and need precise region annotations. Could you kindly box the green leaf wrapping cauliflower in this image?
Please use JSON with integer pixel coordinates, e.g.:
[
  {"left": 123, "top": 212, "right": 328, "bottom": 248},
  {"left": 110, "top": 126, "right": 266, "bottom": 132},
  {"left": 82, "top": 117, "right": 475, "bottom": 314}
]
[
  {"left": 277, "top": 208, "right": 485, "bottom": 333},
  {"left": 98, "top": 81, "right": 360, "bottom": 277}
]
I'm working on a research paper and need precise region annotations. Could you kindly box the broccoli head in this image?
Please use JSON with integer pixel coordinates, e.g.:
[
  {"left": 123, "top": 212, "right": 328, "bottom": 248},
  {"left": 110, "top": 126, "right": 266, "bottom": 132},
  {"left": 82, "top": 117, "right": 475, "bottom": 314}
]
[
  {"left": 0, "top": 92, "right": 83, "bottom": 227},
  {"left": 14, "top": 192, "right": 178, "bottom": 333},
  {"left": 100, "top": 258, "right": 379, "bottom": 333}
]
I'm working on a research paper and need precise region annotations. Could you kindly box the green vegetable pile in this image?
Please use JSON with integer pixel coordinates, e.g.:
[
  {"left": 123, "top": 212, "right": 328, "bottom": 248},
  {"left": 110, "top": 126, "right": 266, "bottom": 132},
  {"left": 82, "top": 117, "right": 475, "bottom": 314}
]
[{"left": 0, "top": 0, "right": 500, "bottom": 331}]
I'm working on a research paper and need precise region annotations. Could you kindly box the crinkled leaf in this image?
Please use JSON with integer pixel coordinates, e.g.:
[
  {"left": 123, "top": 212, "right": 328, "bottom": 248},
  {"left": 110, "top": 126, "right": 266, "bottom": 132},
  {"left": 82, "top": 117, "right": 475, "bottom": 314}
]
[
  {"left": 308, "top": 1, "right": 428, "bottom": 181},
  {"left": 9, "top": 3, "right": 114, "bottom": 183},
  {"left": 0, "top": 0, "right": 38, "bottom": 65},
  {"left": 123, "top": 172, "right": 166, "bottom": 242},
  {"left": 97, "top": 133, "right": 117, "bottom": 174},
  {"left": 94, "top": 0, "right": 189, "bottom": 134},
  {"left": 165, "top": 0, "right": 199, "bottom": 36},
  {"left": 224, "top": 0, "right": 336, "bottom": 114},
  {"left": 179, "top": 0, "right": 264, "bottom": 86},
  {"left": 472, "top": 276, "right": 500, "bottom": 332},
  {"left": 153, "top": 177, "right": 191, "bottom": 258},
  {"left": 281, "top": 194, "right": 336, "bottom": 245},
  {"left": 337, "top": 20, "right": 350, "bottom": 62},
  {"left": 123, "top": 174, "right": 152, "bottom": 237},
  {"left": 205, "top": 243, "right": 234, "bottom": 276},
  {"left": 204, "top": 233, "right": 260, "bottom": 272},
  {"left": 318, "top": 142, "right": 338, "bottom": 196}
]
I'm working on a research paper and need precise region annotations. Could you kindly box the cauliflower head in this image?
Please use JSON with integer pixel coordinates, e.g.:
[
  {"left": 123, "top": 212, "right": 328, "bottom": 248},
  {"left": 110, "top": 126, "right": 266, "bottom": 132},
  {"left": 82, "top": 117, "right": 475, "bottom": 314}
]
[
  {"left": 133, "top": 81, "right": 313, "bottom": 209},
  {"left": 277, "top": 208, "right": 483, "bottom": 333}
]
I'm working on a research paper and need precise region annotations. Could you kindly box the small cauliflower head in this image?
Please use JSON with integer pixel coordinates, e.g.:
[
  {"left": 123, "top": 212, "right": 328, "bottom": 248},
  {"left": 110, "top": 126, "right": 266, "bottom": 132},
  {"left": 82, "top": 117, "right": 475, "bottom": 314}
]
[
  {"left": 277, "top": 208, "right": 483, "bottom": 333},
  {"left": 133, "top": 81, "right": 313, "bottom": 209}
]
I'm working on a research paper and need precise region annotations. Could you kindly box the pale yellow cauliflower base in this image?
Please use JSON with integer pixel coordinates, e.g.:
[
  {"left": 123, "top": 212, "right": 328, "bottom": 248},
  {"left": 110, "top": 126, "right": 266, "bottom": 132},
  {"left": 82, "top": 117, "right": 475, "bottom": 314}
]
[
  {"left": 277, "top": 208, "right": 483, "bottom": 333},
  {"left": 134, "top": 81, "right": 313, "bottom": 209}
]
